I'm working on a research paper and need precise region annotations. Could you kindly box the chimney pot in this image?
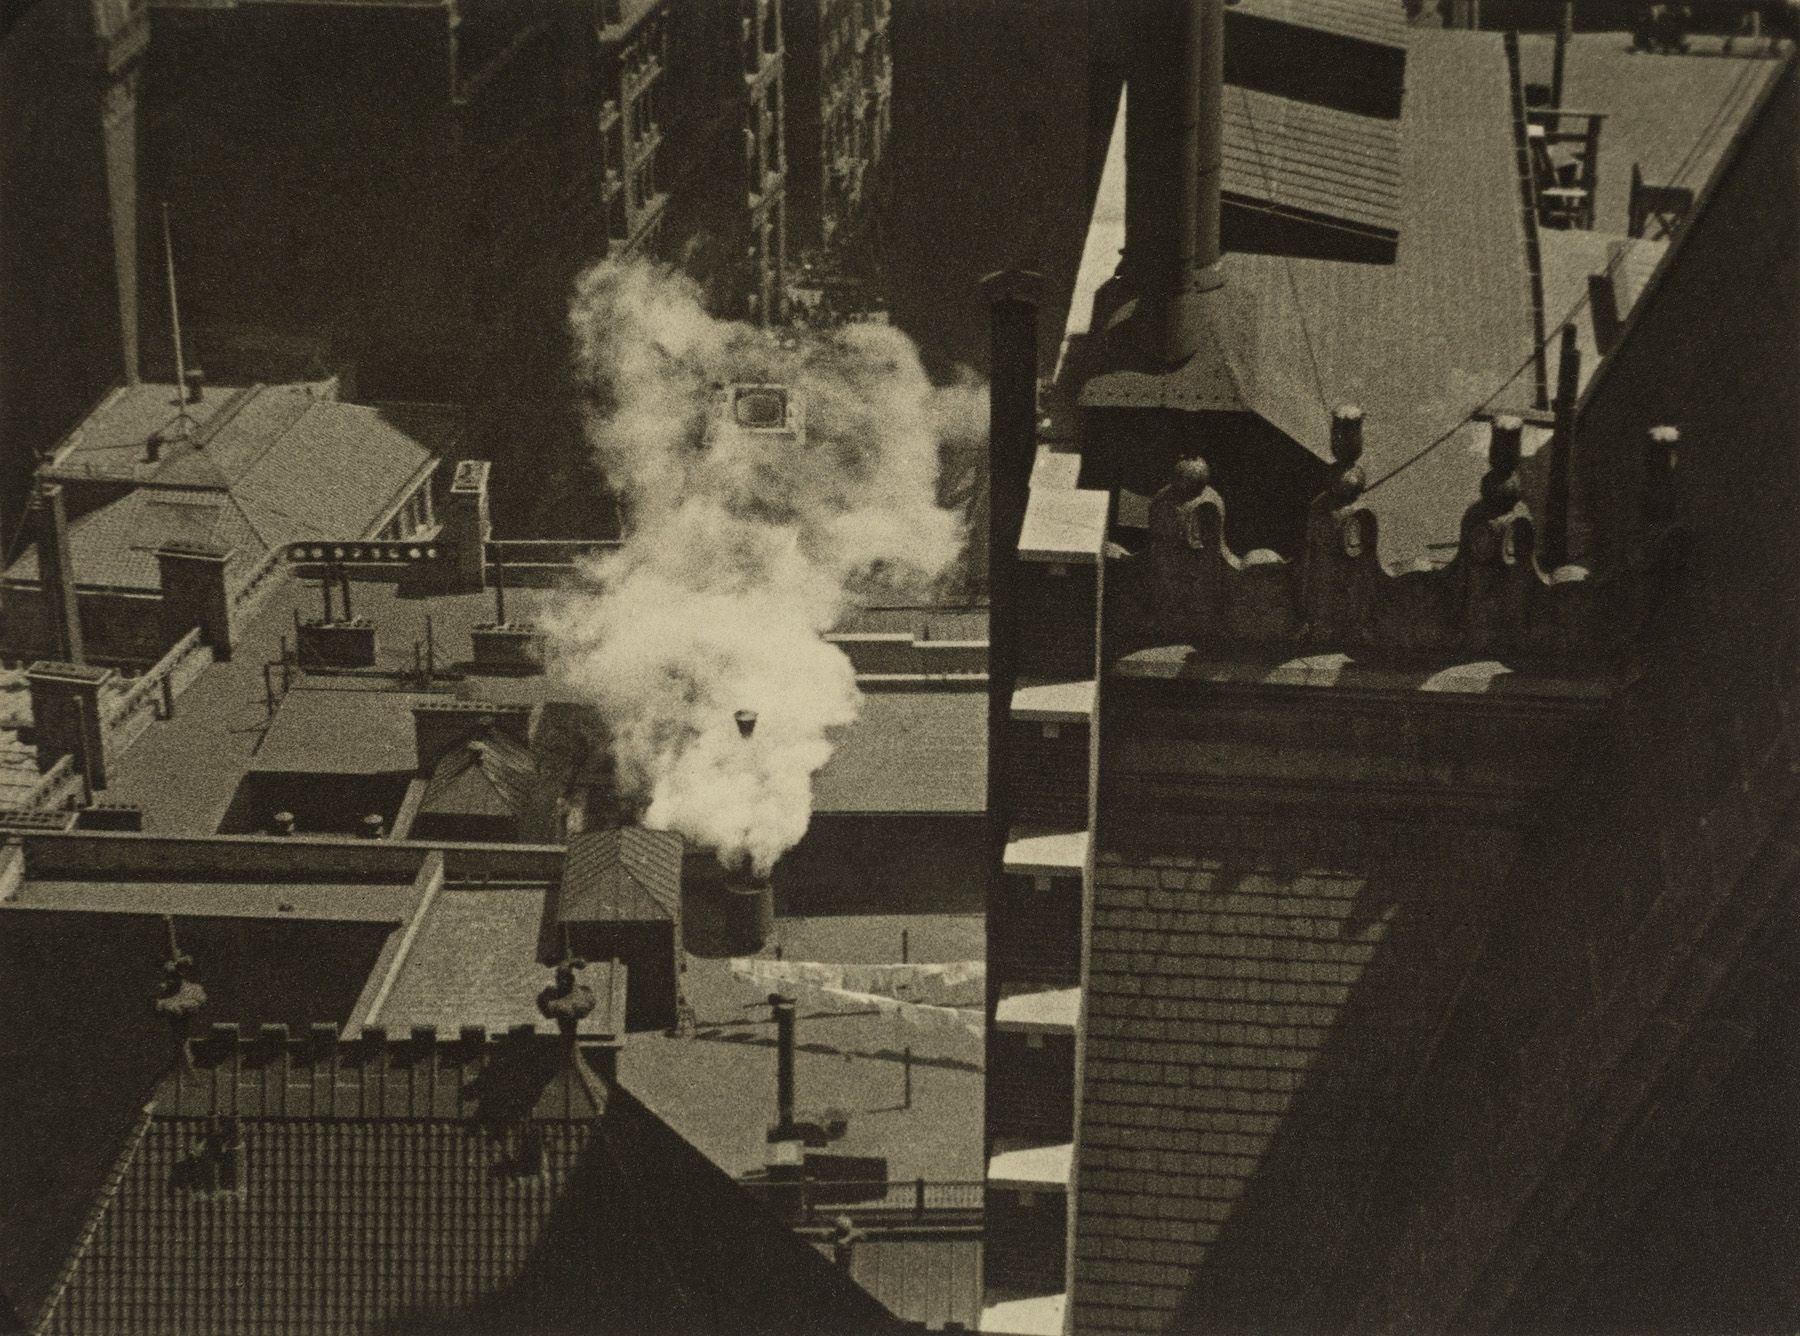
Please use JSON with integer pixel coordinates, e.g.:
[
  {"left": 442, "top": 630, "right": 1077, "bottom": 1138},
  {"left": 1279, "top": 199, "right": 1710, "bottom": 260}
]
[
  {"left": 272, "top": 811, "right": 295, "bottom": 836},
  {"left": 361, "top": 813, "right": 385, "bottom": 839},
  {"left": 1330, "top": 406, "right": 1366, "bottom": 463},
  {"left": 1489, "top": 416, "right": 1525, "bottom": 475},
  {"left": 734, "top": 709, "right": 757, "bottom": 738}
]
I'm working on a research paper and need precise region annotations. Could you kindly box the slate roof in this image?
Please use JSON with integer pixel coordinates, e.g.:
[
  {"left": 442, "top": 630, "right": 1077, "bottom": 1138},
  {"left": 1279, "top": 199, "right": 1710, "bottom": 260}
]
[
  {"left": 1071, "top": 851, "right": 1488, "bottom": 1335},
  {"left": 31, "top": 1028, "right": 906, "bottom": 1336},
  {"left": 555, "top": 828, "right": 684, "bottom": 924},
  {"left": 420, "top": 729, "right": 539, "bottom": 820},
  {"left": 10, "top": 384, "right": 445, "bottom": 593},
  {"left": 1221, "top": 87, "right": 1403, "bottom": 243},
  {"left": 1230, "top": 0, "right": 1406, "bottom": 48},
  {"left": 813, "top": 688, "right": 987, "bottom": 813},
  {"left": 0, "top": 908, "right": 401, "bottom": 1326},
  {"left": 3, "top": 487, "right": 266, "bottom": 591}
]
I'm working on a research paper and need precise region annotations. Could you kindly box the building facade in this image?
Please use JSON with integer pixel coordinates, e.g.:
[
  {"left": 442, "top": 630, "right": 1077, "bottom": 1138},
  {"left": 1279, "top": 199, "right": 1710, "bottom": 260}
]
[
  {"left": 782, "top": 0, "right": 893, "bottom": 265},
  {"left": 980, "top": 4, "right": 1800, "bottom": 1333},
  {"left": 0, "top": 0, "right": 147, "bottom": 553}
]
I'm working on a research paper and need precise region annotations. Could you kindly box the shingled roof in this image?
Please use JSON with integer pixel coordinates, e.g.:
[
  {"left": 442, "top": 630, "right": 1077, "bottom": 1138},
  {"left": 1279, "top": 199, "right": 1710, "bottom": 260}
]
[
  {"left": 7, "top": 384, "right": 445, "bottom": 593},
  {"left": 554, "top": 828, "right": 684, "bottom": 924},
  {"left": 30, "top": 1027, "right": 905, "bottom": 1336}
]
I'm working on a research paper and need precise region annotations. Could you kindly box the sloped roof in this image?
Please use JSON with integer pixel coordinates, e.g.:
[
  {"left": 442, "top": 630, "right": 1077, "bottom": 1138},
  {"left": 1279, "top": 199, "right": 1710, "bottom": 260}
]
[
  {"left": 31, "top": 1032, "right": 905, "bottom": 1336},
  {"left": 3, "top": 487, "right": 265, "bottom": 591},
  {"left": 420, "top": 729, "right": 538, "bottom": 820},
  {"left": 1073, "top": 30, "right": 1542, "bottom": 563},
  {"left": 1221, "top": 86, "right": 1403, "bottom": 244},
  {"left": 556, "top": 827, "right": 684, "bottom": 924},
  {"left": 11, "top": 384, "right": 444, "bottom": 592}
]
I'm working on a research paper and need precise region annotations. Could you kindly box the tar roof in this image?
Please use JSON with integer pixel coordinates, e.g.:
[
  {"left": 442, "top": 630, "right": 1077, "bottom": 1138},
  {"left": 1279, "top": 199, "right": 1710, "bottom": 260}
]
[
  {"left": 252, "top": 686, "right": 442, "bottom": 774},
  {"left": 813, "top": 687, "right": 987, "bottom": 813}
]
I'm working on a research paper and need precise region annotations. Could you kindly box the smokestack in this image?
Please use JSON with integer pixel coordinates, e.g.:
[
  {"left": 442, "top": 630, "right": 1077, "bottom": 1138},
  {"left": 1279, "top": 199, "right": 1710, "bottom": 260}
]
[
  {"left": 32, "top": 481, "right": 84, "bottom": 665},
  {"left": 980, "top": 269, "right": 1040, "bottom": 881},
  {"left": 770, "top": 992, "right": 796, "bottom": 1134},
  {"left": 1122, "top": 0, "right": 1224, "bottom": 366}
]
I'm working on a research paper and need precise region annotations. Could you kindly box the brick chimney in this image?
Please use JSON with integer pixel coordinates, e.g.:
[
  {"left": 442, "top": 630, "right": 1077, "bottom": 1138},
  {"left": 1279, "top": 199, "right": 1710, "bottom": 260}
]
[
  {"left": 30, "top": 481, "right": 84, "bottom": 665},
  {"left": 443, "top": 460, "right": 492, "bottom": 592},
  {"left": 156, "top": 542, "right": 234, "bottom": 659},
  {"left": 1122, "top": 0, "right": 1225, "bottom": 366},
  {"left": 26, "top": 660, "right": 114, "bottom": 790}
]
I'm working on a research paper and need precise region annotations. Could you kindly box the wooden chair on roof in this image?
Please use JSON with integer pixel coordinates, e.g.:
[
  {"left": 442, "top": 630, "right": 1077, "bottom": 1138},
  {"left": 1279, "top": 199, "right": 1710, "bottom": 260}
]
[
  {"left": 1628, "top": 163, "right": 1695, "bottom": 240},
  {"left": 1527, "top": 110, "right": 1604, "bottom": 230}
]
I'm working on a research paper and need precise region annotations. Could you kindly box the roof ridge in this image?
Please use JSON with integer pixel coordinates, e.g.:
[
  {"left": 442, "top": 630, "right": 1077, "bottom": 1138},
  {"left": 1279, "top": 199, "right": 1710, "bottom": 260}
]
[{"left": 29, "top": 1101, "right": 158, "bottom": 1332}]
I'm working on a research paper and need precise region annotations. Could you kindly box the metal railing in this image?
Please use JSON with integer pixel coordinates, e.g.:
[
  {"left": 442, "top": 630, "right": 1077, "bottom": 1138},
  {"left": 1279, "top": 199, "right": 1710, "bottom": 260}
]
[{"left": 737, "top": 1177, "right": 985, "bottom": 1226}]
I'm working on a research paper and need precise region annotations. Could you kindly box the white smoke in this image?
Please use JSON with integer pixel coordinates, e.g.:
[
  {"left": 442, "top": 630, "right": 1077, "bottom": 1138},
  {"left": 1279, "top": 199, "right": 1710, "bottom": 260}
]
[{"left": 544, "top": 259, "right": 981, "bottom": 876}]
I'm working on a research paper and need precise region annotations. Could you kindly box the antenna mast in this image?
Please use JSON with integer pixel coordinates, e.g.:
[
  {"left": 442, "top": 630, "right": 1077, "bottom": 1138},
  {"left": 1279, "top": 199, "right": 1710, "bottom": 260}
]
[{"left": 162, "top": 201, "right": 192, "bottom": 439}]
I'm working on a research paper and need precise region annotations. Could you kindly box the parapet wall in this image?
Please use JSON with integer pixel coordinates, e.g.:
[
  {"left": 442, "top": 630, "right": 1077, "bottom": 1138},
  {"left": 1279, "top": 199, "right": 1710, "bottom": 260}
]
[{"left": 1117, "top": 408, "right": 1687, "bottom": 670}]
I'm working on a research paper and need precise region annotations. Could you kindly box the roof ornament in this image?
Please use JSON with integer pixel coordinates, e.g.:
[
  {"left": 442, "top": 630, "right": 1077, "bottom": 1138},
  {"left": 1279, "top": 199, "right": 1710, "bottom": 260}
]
[
  {"left": 538, "top": 956, "right": 597, "bottom": 1035},
  {"left": 152, "top": 916, "right": 207, "bottom": 1063}
]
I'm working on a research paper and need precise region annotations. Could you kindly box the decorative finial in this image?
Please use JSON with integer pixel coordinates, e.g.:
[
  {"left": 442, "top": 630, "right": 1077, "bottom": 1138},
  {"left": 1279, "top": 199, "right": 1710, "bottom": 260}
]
[
  {"left": 1330, "top": 405, "right": 1365, "bottom": 465},
  {"left": 1481, "top": 416, "right": 1524, "bottom": 511},
  {"left": 1169, "top": 455, "right": 1211, "bottom": 500},
  {"left": 152, "top": 928, "right": 207, "bottom": 1066},
  {"left": 537, "top": 956, "right": 596, "bottom": 1033},
  {"left": 1643, "top": 425, "right": 1679, "bottom": 525}
]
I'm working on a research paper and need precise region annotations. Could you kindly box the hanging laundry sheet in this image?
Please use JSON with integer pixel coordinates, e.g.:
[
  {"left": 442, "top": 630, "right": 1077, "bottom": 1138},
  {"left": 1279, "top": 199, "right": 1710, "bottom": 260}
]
[{"left": 730, "top": 958, "right": 985, "bottom": 1036}]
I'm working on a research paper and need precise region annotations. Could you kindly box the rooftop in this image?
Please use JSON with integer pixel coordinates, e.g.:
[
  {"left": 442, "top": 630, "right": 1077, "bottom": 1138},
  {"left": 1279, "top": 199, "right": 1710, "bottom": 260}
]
[
  {"left": 1070, "top": 29, "right": 1541, "bottom": 563},
  {"left": 554, "top": 826, "right": 684, "bottom": 923},
  {"left": 10, "top": 383, "right": 447, "bottom": 592},
  {"left": 814, "top": 686, "right": 987, "bottom": 814},
  {"left": 368, "top": 885, "right": 629, "bottom": 1039}
]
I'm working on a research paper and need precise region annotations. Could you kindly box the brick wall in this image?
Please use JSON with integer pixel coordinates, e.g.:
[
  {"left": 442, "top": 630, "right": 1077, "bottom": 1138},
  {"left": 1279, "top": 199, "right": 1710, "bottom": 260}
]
[
  {"left": 1004, "top": 720, "right": 1090, "bottom": 826},
  {"left": 1345, "top": 61, "right": 1800, "bottom": 1334}
]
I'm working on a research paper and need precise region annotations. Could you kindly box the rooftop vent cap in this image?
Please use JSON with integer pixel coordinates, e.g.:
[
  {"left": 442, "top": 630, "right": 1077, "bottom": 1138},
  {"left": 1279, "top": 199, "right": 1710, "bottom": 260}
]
[{"left": 733, "top": 387, "right": 787, "bottom": 429}]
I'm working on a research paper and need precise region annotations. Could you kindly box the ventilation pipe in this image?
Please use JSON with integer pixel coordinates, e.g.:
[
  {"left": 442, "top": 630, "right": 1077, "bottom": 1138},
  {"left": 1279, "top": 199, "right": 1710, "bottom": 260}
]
[{"left": 1123, "top": 0, "right": 1225, "bottom": 366}]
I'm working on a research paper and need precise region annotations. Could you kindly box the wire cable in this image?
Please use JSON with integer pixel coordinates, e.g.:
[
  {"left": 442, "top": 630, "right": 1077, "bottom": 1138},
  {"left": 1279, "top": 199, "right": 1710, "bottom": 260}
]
[{"left": 1361, "top": 48, "right": 1770, "bottom": 497}]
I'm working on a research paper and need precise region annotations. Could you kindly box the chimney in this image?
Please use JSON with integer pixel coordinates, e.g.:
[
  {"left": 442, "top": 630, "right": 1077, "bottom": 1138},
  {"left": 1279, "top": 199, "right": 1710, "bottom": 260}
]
[
  {"left": 26, "top": 660, "right": 113, "bottom": 790},
  {"left": 981, "top": 269, "right": 1040, "bottom": 872},
  {"left": 31, "top": 481, "right": 84, "bottom": 665},
  {"left": 770, "top": 992, "right": 797, "bottom": 1135},
  {"left": 734, "top": 708, "right": 758, "bottom": 738},
  {"left": 444, "top": 460, "right": 493, "bottom": 593},
  {"left": 1123, "top": 0, "right": 1225, "bottom": 366}
]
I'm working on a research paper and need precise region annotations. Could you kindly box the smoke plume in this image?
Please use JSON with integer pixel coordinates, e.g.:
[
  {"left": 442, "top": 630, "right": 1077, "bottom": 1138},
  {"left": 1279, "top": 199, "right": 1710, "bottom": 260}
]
[{"left": 544, "top": 259, "right": 981, "bottom": 875}]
